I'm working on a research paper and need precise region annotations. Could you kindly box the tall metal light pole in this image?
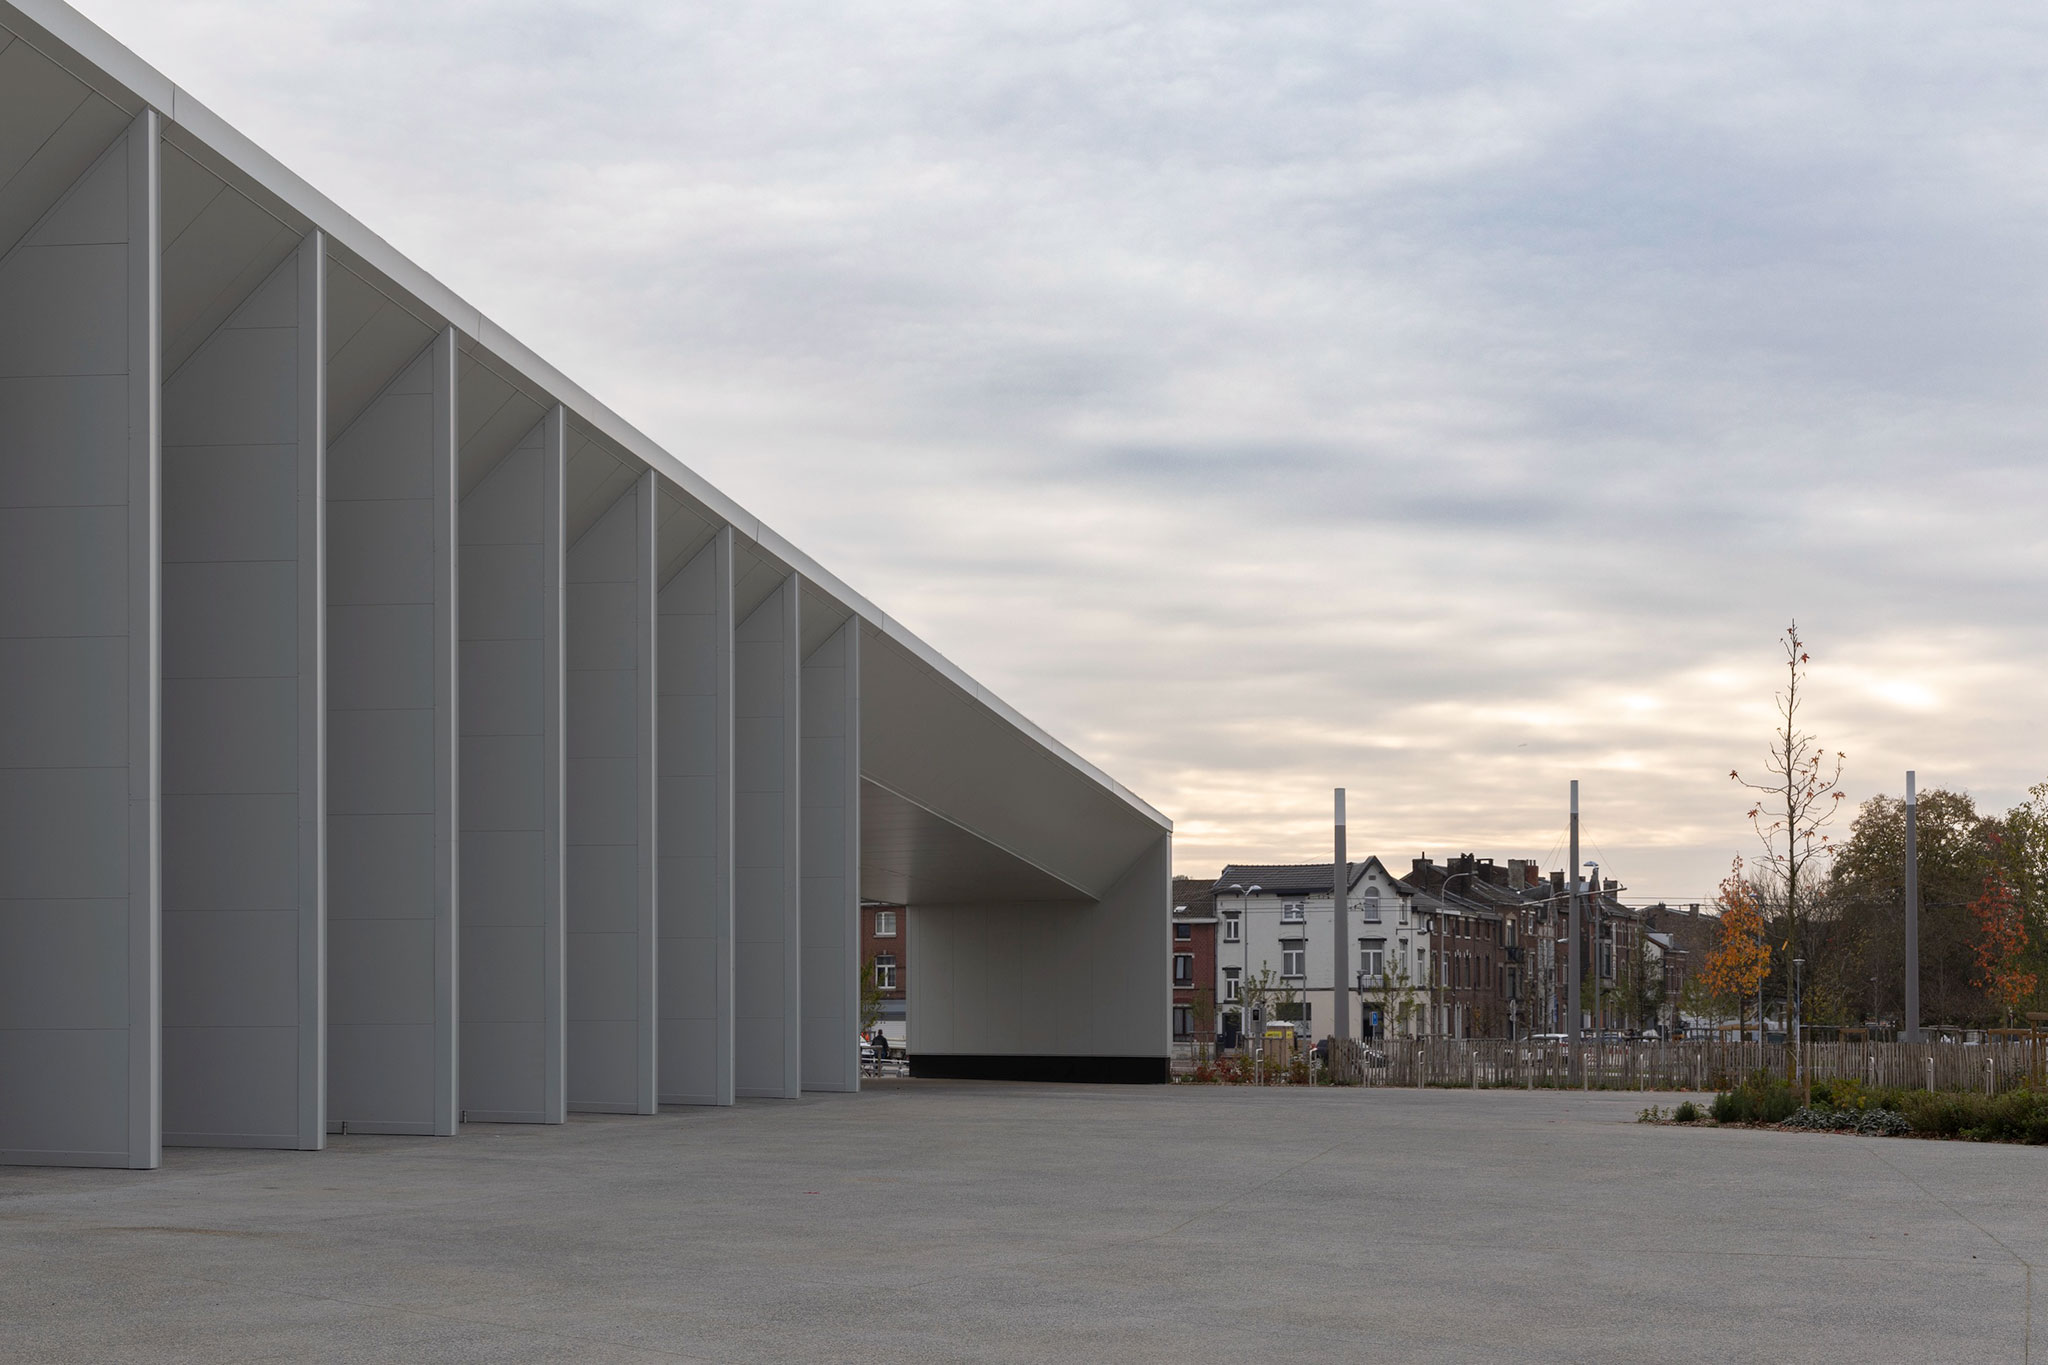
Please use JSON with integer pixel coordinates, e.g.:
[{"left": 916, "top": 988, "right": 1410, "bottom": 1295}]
[
  {"left": 1904, "top": 771, "right": 1921, "bottom": 1044},
  {"left": 1333, "top": 789, "right": 1351, "bottom": 1043},
  {"left": 1567, "top": 781, "right": 1582, "bottom": 1048}
]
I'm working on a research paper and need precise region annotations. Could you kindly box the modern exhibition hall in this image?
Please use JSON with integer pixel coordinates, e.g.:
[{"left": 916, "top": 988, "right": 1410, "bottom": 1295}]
[{"left": 0, "top": 0, "right": 1171, "bottom": 1169}]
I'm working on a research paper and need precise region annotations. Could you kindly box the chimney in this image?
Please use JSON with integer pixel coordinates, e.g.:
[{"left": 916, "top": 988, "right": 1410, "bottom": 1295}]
[{"left": 1412, "top": 855, "right": 1433, "bottom": 879}]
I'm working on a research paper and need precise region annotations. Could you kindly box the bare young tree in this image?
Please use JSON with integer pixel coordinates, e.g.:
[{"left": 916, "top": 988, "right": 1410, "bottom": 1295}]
[{"left": 1731, "top": 622, "right": 1846, "bottom": 955}]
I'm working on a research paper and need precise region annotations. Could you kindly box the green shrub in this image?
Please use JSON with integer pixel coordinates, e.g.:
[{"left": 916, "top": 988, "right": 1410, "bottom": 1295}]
[
  {"left": 1673, "top": 1100, "right": 1700, "bottom": 1123},
  {"left": 1715, "top": 1076, "right": 2048, "bottom": 1142},
  {"left": 1810, "top": 1075, "right": 1874, "bottom": 1112},
  {"left": 1777, "top": 1105, "right": 1910, "bottom": 1137},
  {"left": 1710, "top": 1071, "right": 1801, "bottom": 1125},
  {"left": 1885, "top": 1086, "right": 2048, "bottom": 1143}
]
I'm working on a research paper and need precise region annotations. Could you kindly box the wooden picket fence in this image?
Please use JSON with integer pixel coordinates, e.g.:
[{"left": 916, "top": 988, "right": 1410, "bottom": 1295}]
[{"left": 1347, "top": 1037, "right": 2048, "bottom": 1094}]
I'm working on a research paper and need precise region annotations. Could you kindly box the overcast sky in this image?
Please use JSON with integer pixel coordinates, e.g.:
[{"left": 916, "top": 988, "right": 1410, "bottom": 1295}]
[{"left": 88, "top": 1, "right": 2048, "bottom": 900}]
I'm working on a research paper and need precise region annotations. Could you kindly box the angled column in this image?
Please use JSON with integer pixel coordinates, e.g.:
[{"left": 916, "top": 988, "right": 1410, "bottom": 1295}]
[
  {"left": 160, "top": 231, "right": 326, "bottom": 1148},
  {"left": 459, "top": 407, "right": 566, "bottom": 1123},
  {"left": 324, "top": 327, "right": 459, "bottom": 1136},
  {"left": 566, "top": 471, "right": 657, "bottom": 1113},
  {"left": 734, "top": 574, "right": 801, "bottom": 1099},
  {"left": 657, "top": 527, "right": 733, "bottom": 1106},
  {"left": 0, "top": 115, "right": 160, "bottom": 1168},
  {"left": 800, "top": 618, "right": 860, "bottom": 1093}
]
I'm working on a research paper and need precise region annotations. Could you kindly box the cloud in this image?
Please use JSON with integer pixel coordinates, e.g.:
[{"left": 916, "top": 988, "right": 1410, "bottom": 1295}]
[{"left": 85, "top": 0, "right": 2048, "bottom": 898}]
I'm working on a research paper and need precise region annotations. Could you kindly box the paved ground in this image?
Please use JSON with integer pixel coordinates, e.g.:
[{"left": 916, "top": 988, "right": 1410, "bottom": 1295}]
[{"left": 1, "top": 1082, "right": 2041, "bottom": 1363}]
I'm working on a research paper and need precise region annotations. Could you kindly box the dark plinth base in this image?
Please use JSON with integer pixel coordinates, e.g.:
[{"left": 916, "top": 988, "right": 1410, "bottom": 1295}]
[{"left": 907, "top": 1054, "right": 1170, "bottom": 1084}]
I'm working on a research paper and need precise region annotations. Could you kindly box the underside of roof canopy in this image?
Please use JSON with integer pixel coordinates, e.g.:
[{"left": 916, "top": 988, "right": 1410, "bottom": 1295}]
[{"left": 0, "top": 0, "right": 1171, "bottom": 1170}]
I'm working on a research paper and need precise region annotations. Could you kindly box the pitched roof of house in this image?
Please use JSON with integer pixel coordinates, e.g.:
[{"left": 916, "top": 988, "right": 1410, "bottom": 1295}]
[
  {"left": 1171, "top": 875, "right": 1218, "bottom": 920},
  {"left": 1210, "top": 863, "right": 1369, "bottom": 897}
]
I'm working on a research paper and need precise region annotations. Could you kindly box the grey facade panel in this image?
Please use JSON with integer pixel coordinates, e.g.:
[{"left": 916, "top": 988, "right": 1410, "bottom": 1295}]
[
  {"left": 458, "top": 409, "right": 565, "bottom": 1123},
  {"left": 565, "top": 473, "right": 656, "bottom": 1114},
  {"left": 325, "top": 328, "right": 458, "bottom": 1137},
  {"left": 733, "top": 574, "right": 800, "bottom": 1100},
  {"left": 0, "top": 115, "right": 158, "bottom": 1169},
  {"left": 799, "top": 618, "right": 859, "bottom": 1094},
  {"left": 159, "top": 230, "right": 323, "bottom": 1151},
  {"left": 657, "top": 529, "right": 733, "bottom": 1106}
]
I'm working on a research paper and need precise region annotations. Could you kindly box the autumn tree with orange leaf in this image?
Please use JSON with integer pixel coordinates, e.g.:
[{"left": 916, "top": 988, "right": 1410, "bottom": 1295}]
[
  {"left": 1699, "top": 860, "right": 1772, "bottom": 1034},
  {"left": 1731, "top": 623, "right": 1846, "bottom": 960},
  {"left": 1967, "top": 862, "right": 2036, "bottom": 1027}
]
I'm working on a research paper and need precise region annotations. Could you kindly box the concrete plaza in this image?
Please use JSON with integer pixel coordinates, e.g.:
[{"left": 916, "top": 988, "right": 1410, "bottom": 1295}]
[{"left": 1, "top": 1081, "right": 2039, "bottom": 1363}]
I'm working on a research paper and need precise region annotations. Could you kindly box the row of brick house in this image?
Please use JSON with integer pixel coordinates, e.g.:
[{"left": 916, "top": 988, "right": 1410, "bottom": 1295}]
[
  {"left": 844, "top": 863, "right": 1703, "bottom": 1058},
  {"left": 1171, "top": 856, "right": 1706, "bottom": 1045}
]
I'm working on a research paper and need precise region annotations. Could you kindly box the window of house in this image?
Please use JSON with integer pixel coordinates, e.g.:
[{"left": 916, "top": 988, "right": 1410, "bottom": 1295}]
[
  {"left": 1174, "top": 922, "right": 1192, "bottom": 941},
  {"left": 874, "top": 954, "right": 897, "bottom": 991},
  {"left": 1362, "top": 886, "right": 1381, "bottom": 921},
  {"left": 1359, "top": 940, "right": 1384, "bottom": 978},
  {"left": 1273, "top": 1001, "right": 1311, "bottom": 1023},
  {"left": 1172, "top": 1005, "right": 1193, "bottom": 1038},
  {"left": 1281, "top": 902, "right": 1306, "bottom": 923},
  {"left": 1223, "top": 913, "right": 1241, "bottom": 943},
  {"left": 875, "top": 909, "right": 897, "bottom": 938},
  {"left": 1282, "top": 946, "right": 1304, "bottom": 978},
  {"left": 1173, "top": 954, "right": 1194, "bottom": 986},
  {"left": 1223, "top": 967, "right": 1242, "bottom": 1001}
]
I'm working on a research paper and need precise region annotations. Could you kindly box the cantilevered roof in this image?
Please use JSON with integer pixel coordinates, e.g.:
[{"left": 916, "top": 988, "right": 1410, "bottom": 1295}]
[{"left": 0, "top": 0, "right": 1169, "bottom": 906}]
